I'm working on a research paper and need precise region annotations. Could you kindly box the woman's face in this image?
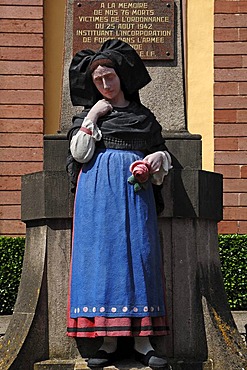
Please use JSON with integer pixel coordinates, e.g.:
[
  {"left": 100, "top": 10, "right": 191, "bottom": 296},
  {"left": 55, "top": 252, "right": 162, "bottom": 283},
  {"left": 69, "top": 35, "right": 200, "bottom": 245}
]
[{"left": 92, "top": 65, "right": 124, "bottom": 105}]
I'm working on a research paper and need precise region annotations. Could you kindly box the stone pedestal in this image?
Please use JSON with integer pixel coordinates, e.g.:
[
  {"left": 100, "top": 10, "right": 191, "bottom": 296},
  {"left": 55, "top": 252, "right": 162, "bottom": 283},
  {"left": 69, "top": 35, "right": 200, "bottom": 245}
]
[{"left": 2, "top": 134, "right": 246, "bottom": 370}]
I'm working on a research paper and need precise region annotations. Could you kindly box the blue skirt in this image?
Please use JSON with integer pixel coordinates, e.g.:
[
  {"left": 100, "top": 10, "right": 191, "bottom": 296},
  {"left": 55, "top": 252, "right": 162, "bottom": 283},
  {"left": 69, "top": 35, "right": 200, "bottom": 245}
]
[{"left": 70, "top": 148, "right": 166, "bottom": 319}]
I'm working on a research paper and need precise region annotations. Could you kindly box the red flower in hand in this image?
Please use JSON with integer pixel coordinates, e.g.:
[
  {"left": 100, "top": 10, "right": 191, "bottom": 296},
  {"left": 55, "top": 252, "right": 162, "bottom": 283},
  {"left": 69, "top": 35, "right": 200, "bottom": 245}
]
[{"left": 129, "top": 160, "right": 151, "bottom": 183}]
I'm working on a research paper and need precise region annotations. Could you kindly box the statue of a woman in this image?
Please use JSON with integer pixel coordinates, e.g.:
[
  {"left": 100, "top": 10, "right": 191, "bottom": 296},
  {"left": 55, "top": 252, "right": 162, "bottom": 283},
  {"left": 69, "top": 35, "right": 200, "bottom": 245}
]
[{"left": 66, "top": 39, "right": 172, "bottom": 368}]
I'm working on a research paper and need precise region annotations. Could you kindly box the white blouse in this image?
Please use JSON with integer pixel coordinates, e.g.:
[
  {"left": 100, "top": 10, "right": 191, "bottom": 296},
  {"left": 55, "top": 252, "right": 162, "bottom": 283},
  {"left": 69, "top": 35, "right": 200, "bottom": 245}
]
[{"left": 70, "top": 117, "right": 172, "bottom": 184}]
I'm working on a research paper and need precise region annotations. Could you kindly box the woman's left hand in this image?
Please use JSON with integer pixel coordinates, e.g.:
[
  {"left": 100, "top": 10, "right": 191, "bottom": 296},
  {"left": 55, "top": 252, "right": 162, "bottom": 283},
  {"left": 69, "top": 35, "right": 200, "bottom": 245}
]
[{"left": 143, "top": 152, "right": 164, "bottom": 174}]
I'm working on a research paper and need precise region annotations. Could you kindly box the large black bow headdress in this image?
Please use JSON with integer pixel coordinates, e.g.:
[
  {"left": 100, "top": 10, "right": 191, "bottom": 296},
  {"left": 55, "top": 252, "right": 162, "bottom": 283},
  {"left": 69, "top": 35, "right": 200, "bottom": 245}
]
[{"left": 69, "top": 39, "right": 151, "bottom": 107}]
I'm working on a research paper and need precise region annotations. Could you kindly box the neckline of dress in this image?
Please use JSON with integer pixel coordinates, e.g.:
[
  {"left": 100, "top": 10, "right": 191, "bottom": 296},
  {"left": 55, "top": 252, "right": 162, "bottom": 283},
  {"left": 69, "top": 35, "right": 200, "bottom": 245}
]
[{"left": 112, "top": 101, "right": 134, "bottom": 111}]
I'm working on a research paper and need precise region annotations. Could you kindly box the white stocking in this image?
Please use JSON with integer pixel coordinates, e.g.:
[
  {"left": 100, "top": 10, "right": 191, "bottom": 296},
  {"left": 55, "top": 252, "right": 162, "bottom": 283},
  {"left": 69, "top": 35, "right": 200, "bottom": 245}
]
[
  {"left": 99, "top": 337, "right": 117, "bottom": 353},
  {"left": 134, "top": 337, "right": 155, "bottom": 355}
]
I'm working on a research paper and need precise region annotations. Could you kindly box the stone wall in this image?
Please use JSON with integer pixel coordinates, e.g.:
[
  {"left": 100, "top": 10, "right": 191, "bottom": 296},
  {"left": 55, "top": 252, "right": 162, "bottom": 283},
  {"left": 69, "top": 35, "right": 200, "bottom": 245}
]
[{"left": 0, "top": 0, "right": 247, "bottom": 236}]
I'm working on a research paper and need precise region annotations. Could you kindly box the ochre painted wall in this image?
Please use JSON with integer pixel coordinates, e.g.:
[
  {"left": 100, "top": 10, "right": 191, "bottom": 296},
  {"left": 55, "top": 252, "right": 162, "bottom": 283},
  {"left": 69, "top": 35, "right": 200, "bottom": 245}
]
[
  {"left": 44, "top": 0, "right": 66, "bottom": 135},
  {"left": 187, "top": 0, "right": 214, "bottom": 171},
  {"left": 44, "top": 0, "right": 214, "bottom": 172}
]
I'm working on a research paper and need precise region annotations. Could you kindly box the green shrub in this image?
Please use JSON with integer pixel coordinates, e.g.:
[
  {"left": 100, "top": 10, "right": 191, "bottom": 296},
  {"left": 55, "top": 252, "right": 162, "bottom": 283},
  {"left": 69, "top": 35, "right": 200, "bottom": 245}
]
[
  {"left": 0, "top": 237, "right": 25, "bottom": 314},
  {"left": 218, "top": 234, "right": 247, "bottom": 311}
]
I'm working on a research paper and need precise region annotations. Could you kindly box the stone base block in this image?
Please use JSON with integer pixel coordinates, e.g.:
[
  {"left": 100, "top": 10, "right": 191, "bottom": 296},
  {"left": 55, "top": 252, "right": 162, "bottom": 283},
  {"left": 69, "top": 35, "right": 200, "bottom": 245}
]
[
  {"left": 34, "top": 359, "right": 77, "bottom": 370},
  {"left": 34, "top": 358, "right": 214, "bottom": 370},
  {"left": 33, "top": 359, "right": 149, "bottom": 370},
  {"left": 169, "top": 359, "right": 213, "bottom": 370}
]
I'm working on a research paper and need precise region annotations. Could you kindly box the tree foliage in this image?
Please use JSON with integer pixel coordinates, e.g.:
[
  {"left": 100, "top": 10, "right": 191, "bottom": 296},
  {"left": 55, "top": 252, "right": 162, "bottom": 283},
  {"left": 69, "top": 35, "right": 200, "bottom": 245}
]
[
  {"left": 0, "top": 237, "right": 25, "bottom": 314},
  {"left": 218, "top": 234, "right": 247, "bottom": 310}
]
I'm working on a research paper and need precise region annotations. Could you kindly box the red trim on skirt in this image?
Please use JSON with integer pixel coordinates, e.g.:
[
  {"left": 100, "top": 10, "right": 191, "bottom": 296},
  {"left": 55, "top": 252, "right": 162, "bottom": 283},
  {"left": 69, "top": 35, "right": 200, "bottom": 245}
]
[
  {"left": 67, "top": 315, "right": 169, "bottom": 338},
  {"left": 67, "top": 213, "right": 170, "bottom": 338},
  {"left": 67, "top": 259, "right": 170, "bottom": 338}
]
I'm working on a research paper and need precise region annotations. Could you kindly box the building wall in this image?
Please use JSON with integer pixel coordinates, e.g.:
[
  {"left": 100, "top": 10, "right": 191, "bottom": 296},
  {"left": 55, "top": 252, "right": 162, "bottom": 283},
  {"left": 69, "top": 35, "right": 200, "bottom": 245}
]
[
  {"left": 44, "top": 0, "right": 66, "bottom": 135},
  {"left": 214, "top": 0, "right": 247, "bottom": 234},
  {"left": 0, "top": 0, "right": 246, "bottom": 236},
  {"left": 0, "top": 0, "right": 44, "bottom": 236},
  {"left": 187, "top": 0, "right": 214, "bottom": 172}
]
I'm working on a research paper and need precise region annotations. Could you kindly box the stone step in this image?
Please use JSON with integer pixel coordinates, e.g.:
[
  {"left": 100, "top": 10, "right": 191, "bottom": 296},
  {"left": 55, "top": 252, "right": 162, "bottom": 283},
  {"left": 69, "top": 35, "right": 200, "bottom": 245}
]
[
  {"left": 34, "top": 358, "right": 155, "bottom": 370},
  {"left": 34, "top": 358, "right": 213, "bottom": 370}
]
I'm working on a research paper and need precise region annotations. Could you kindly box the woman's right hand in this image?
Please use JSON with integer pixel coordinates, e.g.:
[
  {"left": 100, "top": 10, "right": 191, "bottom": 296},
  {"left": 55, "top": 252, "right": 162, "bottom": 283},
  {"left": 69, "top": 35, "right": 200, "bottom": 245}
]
[{"left": 87, "top": 99, "right": 113, "bottom": 123}]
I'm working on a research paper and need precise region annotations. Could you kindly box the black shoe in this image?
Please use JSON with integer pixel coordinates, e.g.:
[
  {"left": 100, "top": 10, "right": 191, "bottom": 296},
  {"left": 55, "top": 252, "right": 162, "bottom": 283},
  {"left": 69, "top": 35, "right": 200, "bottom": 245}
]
[
  {"left": 87, "top": 350, "right": 116, "bottom": 368},
  {"left": 135, "top": 350, "right": 168, "bottom": 368}
]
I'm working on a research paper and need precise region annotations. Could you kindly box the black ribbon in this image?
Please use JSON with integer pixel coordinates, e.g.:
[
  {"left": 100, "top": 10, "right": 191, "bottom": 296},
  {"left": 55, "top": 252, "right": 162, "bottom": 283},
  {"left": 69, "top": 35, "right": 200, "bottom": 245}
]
[{"left": 69, "top": 39, "right": 151, "bottom": 106}]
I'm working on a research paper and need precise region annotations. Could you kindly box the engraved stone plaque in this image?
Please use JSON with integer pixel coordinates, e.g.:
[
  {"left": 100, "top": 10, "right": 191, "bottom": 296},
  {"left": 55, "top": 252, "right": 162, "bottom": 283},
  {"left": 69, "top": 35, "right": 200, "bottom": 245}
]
[{"left": 73, "top": 0, "right": 174, "bottom": 60}]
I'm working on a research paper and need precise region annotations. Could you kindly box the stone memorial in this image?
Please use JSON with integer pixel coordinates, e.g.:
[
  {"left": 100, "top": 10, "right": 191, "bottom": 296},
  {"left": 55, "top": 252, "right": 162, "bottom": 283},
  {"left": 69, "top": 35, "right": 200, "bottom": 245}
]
[{"left": 0, "top": 1, "right": 246, "bottom": 369}]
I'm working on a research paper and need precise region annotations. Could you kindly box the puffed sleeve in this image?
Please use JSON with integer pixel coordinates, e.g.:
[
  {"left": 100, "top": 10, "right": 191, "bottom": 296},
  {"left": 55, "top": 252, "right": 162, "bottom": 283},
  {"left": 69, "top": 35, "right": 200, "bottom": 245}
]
[
  {"left": 70, "top": 117, "right": 102, "bottom": 163},
  {"left": 151, "top": 151, "right": 173, "bottom": 185},
  {"left": 143, "top": 109, "right": 172, "bottom": 184}
]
